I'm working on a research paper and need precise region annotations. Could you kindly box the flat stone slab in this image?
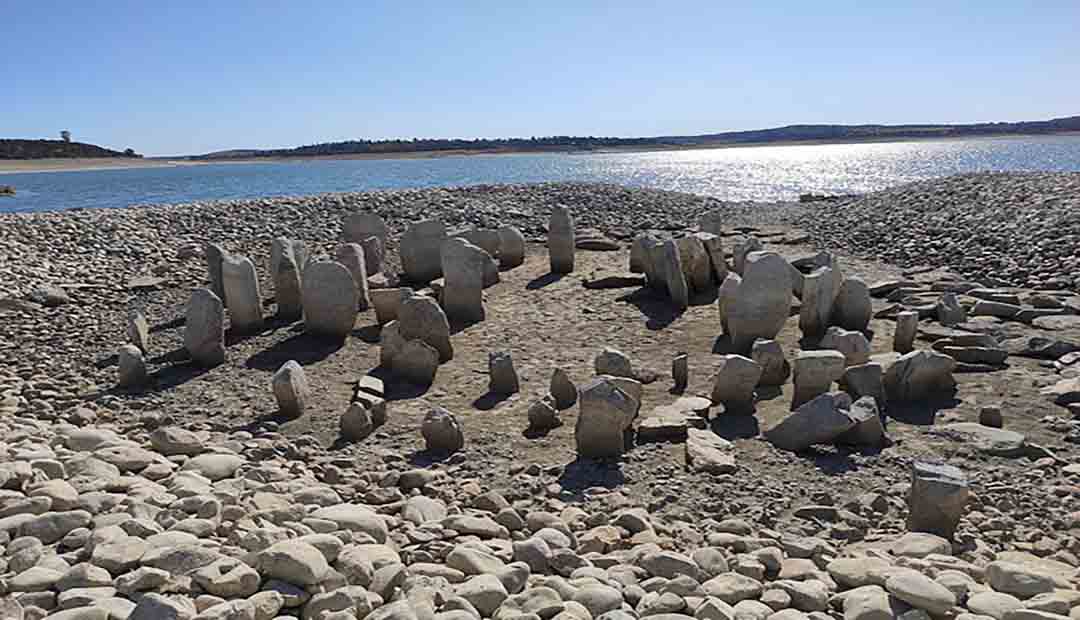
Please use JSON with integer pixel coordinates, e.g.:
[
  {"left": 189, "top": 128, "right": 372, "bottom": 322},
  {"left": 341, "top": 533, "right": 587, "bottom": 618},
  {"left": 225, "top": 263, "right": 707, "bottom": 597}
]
[
  {"left": 1032, "top": 315, "right": 1080, "bottom": 331},
  {"left": 937, "top": 422, "right": 1027, "bottom": 457},
  {"left": 685, "top": 428, "right": 736, "bottom": 474}
]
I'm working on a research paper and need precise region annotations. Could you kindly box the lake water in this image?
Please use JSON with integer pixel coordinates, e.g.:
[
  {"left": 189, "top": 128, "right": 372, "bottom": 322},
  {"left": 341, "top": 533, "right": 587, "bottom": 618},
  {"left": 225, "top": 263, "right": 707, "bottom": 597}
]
[{"left": 4, "top": 135, "right": 1080, "bottom": 214}]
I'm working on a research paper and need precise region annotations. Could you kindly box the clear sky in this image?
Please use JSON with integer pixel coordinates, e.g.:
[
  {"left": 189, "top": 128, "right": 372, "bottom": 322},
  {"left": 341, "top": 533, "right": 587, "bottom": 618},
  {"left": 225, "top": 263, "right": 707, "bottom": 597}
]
[{"left": 5, "top": 1, "right": 1079, "bottom": 156}]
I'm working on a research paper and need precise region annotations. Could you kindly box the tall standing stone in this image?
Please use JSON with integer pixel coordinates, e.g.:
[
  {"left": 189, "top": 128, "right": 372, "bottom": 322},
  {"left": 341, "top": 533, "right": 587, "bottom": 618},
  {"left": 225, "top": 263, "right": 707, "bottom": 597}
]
[
  {"left": 649, "top": 240, "right": 689, "bottom": 310},
  {"left": 672, "top": 353, "right": 689, "bottom": 393},
  {"left": 732, "top": 236, "right": 763, "bottom": 275},
  {"left": 551, "top": 368, "right": 578, "bottom": 409},
  {"left": 800, "top": 266, "right": 839, "bottom": 340},
  {"left": 371, "top": 287, "right": 414, "bottom": 325},
  {"left": 792, "top": 350, "right": 847, "bottom": 410},
  {"left": 398, "top": 295, "right": 453, "bottom": 362},
  {"left": 272, "top": 360, "right": 309, "bottom": 418},
  {"left": 699, "top": 211, "right": 723, "bottom": 236},
  {"left": 630, "top": 233, "right": 659, "bottom": 274},
  {"left": 205, "top": 242, "right": 228, "bottom": 304},
  {"left": 894, "top": 311, "right": 919, "bottom": 354},
  {"left": 270, "top": 237, "right": 306, "bottom": 279},
  {"left": 907, "top": 461, "right": 968, "bottom": 539},
  {"left": 127, "top": 309, "right": 150, "bottom": 353},
  {"left": 717, "top": 272, "right": 742, "bottom": 335},
  {"left": 117, "top": 344, "right": 148, "bottom": 389},
  {"left": 488, "top": 351, "right": 520, "bottom": 394},
  {"left": 676, "top": 235, "right": 712, "bottom": 293},
  {"left": 548, "top": 205, "right": 575, "bottom": 274},
  {"left": 575, "top": 377, "right": 636, "bottom": 458},
  {"left": 833, "top": 277, "right": 872, "bottom": 332},
  {"left": 441, "top": 238, "right": 487, "bottom": 324},
  {"left": 710, "top": 355, "right": 762, "bottom": 412},
  {"left": 728, "top": 252, "right": 792, "bottom": 352},
  {"left": 498, "top": 226, "right": 526, "bottom": 269},
  {"left": 222, "top": 254, "right": 263, "bottom": 332},
  {"left": 401, "top": 219, "right": 447, "bottom": 283},
  {"left": 342, "top": 212, "right": 389, "bottom": 253},
  {"left": 841, "top": 362, "right": 885, "bottom": 408},
  {"left": 693, "top": 231, "right": 728, "bottom": 283},
  {"left": 272, "top": 239, "right": 303, "bottom": 321},
  {"left": 819, "top": 326, "right": 871, "bottom": 367},
  {"left": 302, "top": 261, "right": 358, "bottom": 339},
  {"left": 752, "top": 339, "right": 790, "bottom": 386},
  {"left": 335, "top": 243, "right": 372, "bottom": 311},
  {"left": 185, "top": 288, "right": 226, "bottom": 367},
  {"left": 358, "top": 236, "right": 383, "bottom": 276}
]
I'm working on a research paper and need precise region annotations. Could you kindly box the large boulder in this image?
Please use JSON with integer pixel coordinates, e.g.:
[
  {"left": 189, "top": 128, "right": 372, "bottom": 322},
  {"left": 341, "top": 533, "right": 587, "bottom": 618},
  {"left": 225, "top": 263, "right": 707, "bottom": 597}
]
[
  {"left": 271, "top": 237, "right": 304, "bottom": 320},
  {"left": 765, "top": 392, "right": 855, "bottom": 452},
  {"left": 676, "top": 235, "right": 712, "bottom": 293},
  {"left": 442, "top": 238, "right": 488, "bottom": 324},
  {"left": 728, "top": 252, "right": 792, "bottom": 352},
  {"left": 833, "top": 277, "right": 872, "bottom": 332},
  {"left": 693, "top": 231, "right": 728, "bottom": 283},
  {"left": 549, "top": 205, "right": 575, "bottom": 274},
  {"left": 576, "top": 377, "right": 637, "bottom": 458},
  {"left": 907, "top": 461, "right": 968, "bottom": 539},
  {"left": 401, "top": 219, "right": 447, "bottom": 283},
  {"left": 184, "top": 288, "right": 226, "bottom": 367},
  {"left": 792, "top": 350, "right": 846, "bottom": 409},
  {"left": 498, "top": 226, "right": 526, "bottom": 269},
  {"left": 648, "top": 239, "right": 689, "bottom": 310},
  {"left": 884, "top": 351, "right": 957, "bottom": 401},
  {"left": 398, "top": 295, "right": 453, "bottom": 362},
  {"left": 222, "top": 254, "right": 263, "bottom": 332},
  {"left": 799, "top": 266, "right": 839, "bottom": 340},
  {"left": 819, "top": 327, "right": 871, "bottom": 367},
  {"left": 302, "top": 261, "right": 358, "bottom": 339},
  {"left": 710, "top": 355, "right": 762, "bottom": 412}
]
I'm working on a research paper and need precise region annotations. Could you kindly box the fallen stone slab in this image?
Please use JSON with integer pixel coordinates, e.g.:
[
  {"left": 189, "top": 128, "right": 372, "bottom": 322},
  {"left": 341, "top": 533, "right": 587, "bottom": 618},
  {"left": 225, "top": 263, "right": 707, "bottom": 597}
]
[
  {"left": 765, "top": 392, "right": 855, "bottom": 452},
  {"left": 937, "top": 422, "right": 1027, "bottom": 457},
  {"left": 685, "top": 428, "right": 736, "bottom": 474}
]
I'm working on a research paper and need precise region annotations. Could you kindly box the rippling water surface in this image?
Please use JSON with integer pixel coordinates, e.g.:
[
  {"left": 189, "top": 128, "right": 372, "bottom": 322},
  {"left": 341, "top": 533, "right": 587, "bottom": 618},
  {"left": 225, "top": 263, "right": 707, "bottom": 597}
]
[{"left": 3, "top": 135, "right": 1080, "bottom": 213}]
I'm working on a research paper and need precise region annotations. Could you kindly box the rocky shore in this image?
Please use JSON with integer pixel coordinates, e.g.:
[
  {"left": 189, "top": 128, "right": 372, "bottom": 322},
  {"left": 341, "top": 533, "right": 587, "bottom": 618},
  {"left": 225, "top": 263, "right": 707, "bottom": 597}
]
[{"left": 1, "top": 176, "right": 1080, "bottom": 620}]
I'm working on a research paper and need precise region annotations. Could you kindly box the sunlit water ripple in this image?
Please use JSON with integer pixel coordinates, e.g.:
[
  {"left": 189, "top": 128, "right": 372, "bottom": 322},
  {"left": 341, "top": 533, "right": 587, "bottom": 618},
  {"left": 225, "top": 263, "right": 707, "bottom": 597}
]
[{"left": 3, "top": 135, "right": 1080, "bottom": 213}]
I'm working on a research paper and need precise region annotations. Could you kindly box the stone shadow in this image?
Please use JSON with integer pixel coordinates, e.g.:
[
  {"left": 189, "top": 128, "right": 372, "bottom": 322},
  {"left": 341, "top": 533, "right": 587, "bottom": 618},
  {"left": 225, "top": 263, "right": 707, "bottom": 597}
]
[
  {"left": 583, "top": 275, "right": 645, "bottom": 290},
  {"left": 616, "top": 288, "right": 682, "bottom": 331},
  {"left": 245, "top": 332, "right": 345, "bottom": 371},
  {"left": 367, "top": 366, "right": 430, "bottom": 401},
  {"left": 150, "top": 316, "right": 185, "bottom": 333},
  {"left": 709, "top": 414, "right": 760, "bottom": 440},
  {"left": 526, "top": 273, "right": 565, "bottom": 290},
  {"left": 557, "top": 457, "right": 627, "bottom": 500},
  {"left": 711, "top": 334, "right": 739, "bottom": 355},
  {"left": 472, "top": 391, "right": 513, "bottom": 411},
  {"left": 885, "top": 394, "right": 962, "bottom": 426},
  {"left": 352, "top": 323, "right": 382, "bottom": 344}
]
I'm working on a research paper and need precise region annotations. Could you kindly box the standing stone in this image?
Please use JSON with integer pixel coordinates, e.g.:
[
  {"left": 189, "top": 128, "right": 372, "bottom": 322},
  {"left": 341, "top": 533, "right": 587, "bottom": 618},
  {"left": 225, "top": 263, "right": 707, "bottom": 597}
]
[
  {"left": 672, "top": 353, "right": 689, "bottom": 393},
  {"left": 489, "top": 351, "right": 520, "bottom": 394},
  {"left": 792, "top": 251, "right": 842, "bottom": 298},
  {"left": 894, "top": 312, "right": 918, "bottom": 354},
  {"left": 792, "top": 350, "right": 847, "bottom": 410},
  {"left": 441, "top": 238, "right": 487, "bottom": 324},
  {"left": 335, "top": 243, "right": 371, "bottom": 311},
  {"left": 528, "top": 397, "right": 561, "bottom": 430},
  {"left": 576, "top": 377, "right": 636, "bottom": 458},
  {"left": 717, "top": 272, "right": 742, "bottom": 335},
  {"left": 710, "top": 355, "right": 763, "bottom": 412},
  {"left": 699, "top": 211, "right": 724, "bottom": 236},
  {"left": 800, "top": 266, "right": 839, "bottom": 340},
  {"left": 371, "top": 287, "right": 414, "bottom": 325},
  {"left": 653, "top": 240, "right": 689, "bottom": 310},
  {"left": 401, "top": 219, "right": 447, "bottom": 283},
  {"left": 477, "top": 244, "right": 501, "bottom": 287},
  {"left": 498, "top": 226, "right": 526, "bottom": 269},
  {"left": 819, "top": 326, "right": 871, "bottom": 367},
  {"left": 676, "top": 235, "right": 712, "bottom": 293},
  {"left": 185, "top": 288, "right": 226, "bottom": 366},
  {"left": 343, "top": 212, "right": 389, "bottom": 252},
  {"left": 379, "top": 320, "right": 406, "bottom": 369},
  {"left": 422, "top": 407, "right": 464, "bottom": 453},
  {"left": 693, "top": 231, "right": 728, "bottom": 283},
  {"left": 273, "top": 240, "right": 304, "bottom": 321},
  {"left": 222, "top": 254, "right": 263, "bottom": 332},
  {"left": 907, "top": 461, "right": 968, "bottom": 539},
  {"left": 630, "top": 233, "right": 660, "bottom": 274},
  {"left": 270, "top": 237, "right": 307, "bottom": 279},
  {"left": 728, "top": 252, "right": 792, "bottom": 351},
  {"left": 732, "top": 236, "right": 763, "bottom": 275},
  {"left": 127, "top": 310, "right": 150, "bottom": 353},
  {"left": 548, "top": 205, "right": 575, "bottom": 274},
  {"left": 117, "top": 344, "right": 147, "bottom": 389},
  {"left": 936, "top": 293, "right": 967, "bottom": 326},
  {"left": 595, "top": 347, "right": 634, "bottom": 378},
  {"left": 272, "top": 361, "right": 308, "bottom": 418},
  {"left": 833, "top": 277, "right": 872, "bottom": 332},
  {"left": 551, "top": 368, "right": 578, "bottom": 409},
  {"left": 358, "top": 236, "right": 384, "bottom": 276},
  {"left": 752, "top": 339, "right": 790, "bottom": 386},
  {"left": 395, "top": 340, "right": 440, "bottom": 385},
  {"left": 341, "top": 403, "right": 374, "bottom": 440},
  {"left": 840, "top": 363, "right": 885, "bottom": 408},
  {"left": 302, "top": 261, "right": 358, "bottom": 338},
  {"left": 884, "top": 350, "right": 957, "bottom": 401},
  {"left": 461, "top": 229, "right": 501, "bottom": 258},
  {"left": 398, "top": 295, "right": 453, "bottom": 362},
  {"left": 205, "top": 242, "right": 228, "bottom": 303}
]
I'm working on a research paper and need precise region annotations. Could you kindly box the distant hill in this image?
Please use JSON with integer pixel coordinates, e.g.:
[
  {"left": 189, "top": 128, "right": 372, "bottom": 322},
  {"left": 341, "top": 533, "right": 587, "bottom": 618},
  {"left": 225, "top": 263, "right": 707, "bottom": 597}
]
[
  {"left": 194, "top": 115, "right": 1080, "bottom": 160},
  {"left": 0, "top": 139, "right": 141, "bottom": 160}
]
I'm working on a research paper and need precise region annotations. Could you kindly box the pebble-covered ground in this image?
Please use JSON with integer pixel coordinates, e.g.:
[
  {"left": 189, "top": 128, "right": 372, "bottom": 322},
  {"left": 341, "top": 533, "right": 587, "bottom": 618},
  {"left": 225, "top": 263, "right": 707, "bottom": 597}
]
[{"left": 0, "top": 177, "right": 1079, "bottom": 620}]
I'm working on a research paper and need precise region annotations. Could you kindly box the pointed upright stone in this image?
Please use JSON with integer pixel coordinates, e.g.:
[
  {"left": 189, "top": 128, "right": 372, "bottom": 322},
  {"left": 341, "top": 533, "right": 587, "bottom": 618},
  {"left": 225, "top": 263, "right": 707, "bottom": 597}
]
[
  {"left": 498, "top": 226, "right": 526, "bottom": 269},
  {"left": 222, "top": 254, "right": 263, "bottom": 332},
  {"left": 126, "top": 309, "right": 150, "bottom": 354},
  {"left": 204, "top": 242, "right": 228, "bottom": 303},
  {"left": 272, "top": 238, "right": 304, "bottom": 321},
  {"left": 185, "top": 288, "right": 226, "bottom": 367},
  {"left": 398, "top": 294, "right": 453, "bottom": 362},
  {"left": 551, "top": 368, "right": 578, "bottom": 409},
  {"left": 336, "top": 243, "right": 372, "bottom": 311},
  {"left": 441, "top": 238, "right": 487, "bottom": 324},
  {"left": 800, "top": 266, "right": 839, "bottom": 340},
  {"left": 548, "top": 205, "right": 575, "bottom": 274}
]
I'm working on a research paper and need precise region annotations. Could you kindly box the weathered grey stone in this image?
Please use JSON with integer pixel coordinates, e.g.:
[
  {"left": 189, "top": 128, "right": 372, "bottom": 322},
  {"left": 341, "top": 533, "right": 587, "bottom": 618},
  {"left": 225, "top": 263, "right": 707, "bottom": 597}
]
[
  {"left": 729, "top": 252, "right": 792, "bottom": 352},
  {"left": 595, "top": 347, "right": 634, "bottom": 378},
  {"left": 686, "top": 428, "right": 736, "bottom": 474},
  {"left": 371, "top": 287, "right": 413, "bottom": 325},
  {"left": 222, "top": 254, "right": 263, "bottom": 332},
  {"left": 833, "top": 277, "right": 872, "bottom": 332},
  {"left": 527, "top": 396, "right": 561, "bottom": 430},
  {"left": 673, "top": 353, "right": 689, "bottom": 392},
  {"left": 693, "top": 231, "right": 728, "bottom": 283},
  {"left": 394, "top": 339, "right": 439, "bottom": 385},
  {"left": 752, "top": 339, "right": 789, "bottom": 386},
  {"left": 718, "top": 272, "right": 742, "bottom": 335},
  {"left": 884, "top": 350, "right": 957, "bottom": 401},
  {"left": 423, "top": 407, "right": 464, "bottom": 453},
  {"left": 985, "top": 562, "right": 1056, "bottom": 598},
  {"left": 551, "top": 368, "right": 578, "bottom": 409},
  {"left": 302, "top": 262, "right": 358, "bottom": 338},
  {"left": 340, "top": 402, "right": 374, "bottom": 441},
  {"left": 130, "top": 592, "right": 197, "bottom": 620},
  {"left": 343, "top": 212, "right": 389, "bottom": 252},
  {"left": 765, "top": 392, "right": 855, "bottom": 451},
  {"left": 840, "top": 363, "right": 885, "bottom": 407},
  {"left": 489, "top": 351, "right": 520, "bottom": 394},
  {"left": 185, "top": 289, "right": 226, "bottom": 367},
  {"left": 358, "top": 235, "right": 384, "bottom": 276},
  {"left": 940, "top": 423, "right": 1027, "bottom": 457},
  {"left": 442, "top": 238, "right": 487, "bottom": 324},
  {"left": 710, "top": 355, "right": 762, "bottom": 412},
  {"left": 401, "top": 219, "right": 447, "bottom": 283},
  {"left": 733, "top": 236, "right": 764, "bottom": 275},
  {"left": 272, "top": 239, "right": 303, "bottom": 321},
  {"left": 907, "top": 461, "right": 968, "bottom": 539},
  {"left": 937, "top": 293, "right": 967, "bottom": 326},
  {"left": 576, "top": 377, "right": 636, "bottom": 458},
  {"left": 634, "top": 233, "right": 663, "bottom": 282},
  {"left": 127, "top": 310, "right": 150, "bottom": 354},
  {"left": 658, "top": 239, "right": 690, "bottom": 310},
  {"left": 272, "top": 360, "right": 308, "bottom": 418},
  {"left": 117, "top": 344, "right": 147, "bottom": 389},
  {"left": 398, "top": 295, "right": 453, "bottom": 362},
  {"left": 205, "top": 243, "right": 228, "bottom": 303},
  {"left": 676, "top": 235, "right": 713, "bottom": 293},
  {"left": 800, "top": 267, "right": 839, "bottom": 340},
  {"left": 894, "top": 312, "right": 918, "bottom": 354},
  {"left": 498, "top": 227, "right": 526, "bottom": 269},
  {"left": 792, "top": 350, "right": 846, "bottom": 409},
  {"left": 549, "top": 205, "right": 575, "bottom": 274},
  {"left": 836, "top": 396, "right": 886, "bottom": 447},
  {"left": 335, "top": 243, "right": 372, "bottom": 311},
  {"left": 820, "top": 327, "right": 871, "bottom": 367}
]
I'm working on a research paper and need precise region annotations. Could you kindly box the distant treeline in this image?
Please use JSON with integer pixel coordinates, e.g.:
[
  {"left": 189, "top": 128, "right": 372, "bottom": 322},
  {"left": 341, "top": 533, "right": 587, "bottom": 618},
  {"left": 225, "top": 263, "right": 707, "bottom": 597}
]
[
  {"left": 0, "top": 139, "right": 141, "bottom": 160},
  {"left": 195, "top": 115, "right": 1080, "bottom": 159}
]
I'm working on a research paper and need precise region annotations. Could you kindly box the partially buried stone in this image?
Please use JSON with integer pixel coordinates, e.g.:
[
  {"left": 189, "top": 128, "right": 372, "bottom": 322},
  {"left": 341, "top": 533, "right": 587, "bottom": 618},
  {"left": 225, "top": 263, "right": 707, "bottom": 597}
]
[
  {"left": 222, "top": 253, "right": 263, "bottom": 332},
  {"left": 893, "top": 311, "right": 918, "bottom": 354},
  {"left": 489, "top": 351, "right": 520, "bottom": 394},
  {"left": 672, "top": 353, "right": 688, "bottom": 393},
  {"left": 551, "top": 368, "right": 578, "bottom": 409},
  {"left": 398, "top": 294, "right": 453, "bottom": 362},
  {"left": 423, "top": 407, "right": 464, "bottom": 453},
  {"left": 127, "top": 309, "right": 150, "bottom": 353},
  {"left": 752, "top": 339, "right": 789, "bottom": 386},
  {"left": 765, "top": 392, "right": 855, "bottom": 452},
  {"left": 335, "top": 243, "right": 372, "bottom": 311},
  {"left": 907, "top": 461, "right": 968, "bottom": 539},
  {"left": 685, "top": 428, "right": 736, "bottom": 474},
  {"left": 498, "top": 226, "right": 526, "bottom": 269},
  {"left": 272, "top": 360, "right": 308, "bottom": 418},
  {"left": 576, "top": 377, "right": 636, "bottom": 458},
  {"left": 548, "top": 205, "right": 575, "bottom": 274},
  {"left": 936, "top": 292, "right": 967, "bottom": 326},
  {"left": 185, "top": 288, "right": 226, "bottom": 366},
  {"left": 710, "top": 355, "right": 762, "bottom": 412},
  {"left": 302, "top": 261, "right": 358, "bottom": 339},
  {"left": 117, "top": 344, "right": 148, "bottom": 389},
  {"left": 441, "top": 237, "right": 487, "bottom": 324}
]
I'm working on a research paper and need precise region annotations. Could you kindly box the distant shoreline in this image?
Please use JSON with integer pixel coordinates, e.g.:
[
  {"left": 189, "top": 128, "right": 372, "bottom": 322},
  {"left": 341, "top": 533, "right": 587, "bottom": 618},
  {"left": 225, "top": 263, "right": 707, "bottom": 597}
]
[{"left": 3, "top": 130, "right": 1079, "bottom": 174}]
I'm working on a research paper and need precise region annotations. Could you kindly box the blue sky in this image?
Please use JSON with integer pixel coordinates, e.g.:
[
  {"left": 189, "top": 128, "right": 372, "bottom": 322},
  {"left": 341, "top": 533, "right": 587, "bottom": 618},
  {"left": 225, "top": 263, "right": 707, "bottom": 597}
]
[{"left": 4, "top": 1, "right": 1079, "bottom": 156}]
